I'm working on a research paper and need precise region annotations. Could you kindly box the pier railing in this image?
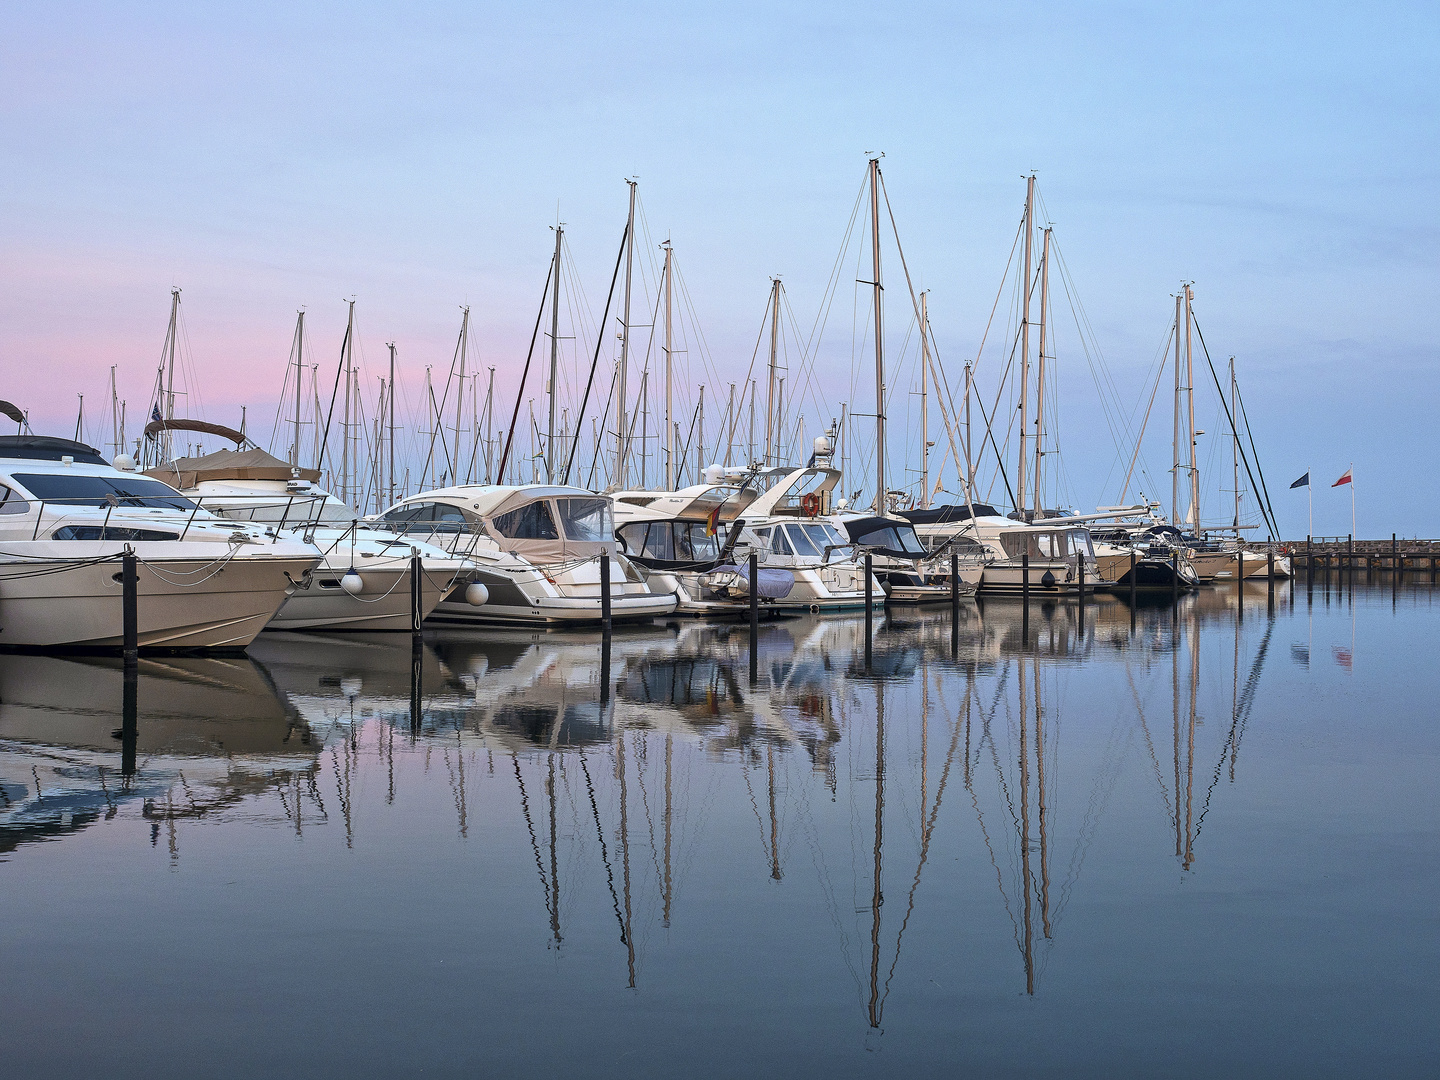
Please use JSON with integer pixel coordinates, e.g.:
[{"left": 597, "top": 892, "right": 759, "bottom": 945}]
[{"left": 1271, "top": 535, "right": 1440, "bottom": 572}]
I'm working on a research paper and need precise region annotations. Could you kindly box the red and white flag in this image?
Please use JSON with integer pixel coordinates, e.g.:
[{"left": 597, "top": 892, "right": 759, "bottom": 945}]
[{"left": 1332, "top": 468, "right": 1352, "bottom": 487}]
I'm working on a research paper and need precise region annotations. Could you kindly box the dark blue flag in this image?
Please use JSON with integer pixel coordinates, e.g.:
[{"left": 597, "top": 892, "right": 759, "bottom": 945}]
[{"left": 1290, "top": 472, "right": 1309, "bottom": 489}]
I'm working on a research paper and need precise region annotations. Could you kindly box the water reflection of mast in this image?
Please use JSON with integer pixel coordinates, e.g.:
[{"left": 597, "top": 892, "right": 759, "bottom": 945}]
[
  {"left": 1018, "top": 652, "right": 1034, "bottom": 995},
  {"left": 616, "top": 732, "right": 637, "bottom": 988},
  {"left": 868, "top": 681, "right": 885, "bottom": 1029},
  {"left": 663, "top": 731, "right": 674, "bottom": 924}
]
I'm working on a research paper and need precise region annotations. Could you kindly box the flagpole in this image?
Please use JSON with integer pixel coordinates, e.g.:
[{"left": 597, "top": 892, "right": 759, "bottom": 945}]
[
  {"left": 1308, "top": 472, "right": 1312, "bottom": 539},
  {"left": 1350, "top": 463, "right": 1355, "bottom": 539}
]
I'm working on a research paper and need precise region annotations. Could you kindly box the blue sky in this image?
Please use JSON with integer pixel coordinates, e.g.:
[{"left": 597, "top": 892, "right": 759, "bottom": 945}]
[{"left": 2, "top": 1, "right": 1435, "bottom": 534}]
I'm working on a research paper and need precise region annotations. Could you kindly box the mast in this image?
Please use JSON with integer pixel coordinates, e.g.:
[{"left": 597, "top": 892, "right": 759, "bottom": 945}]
[
  {"left": 164, "top": 286, "right": 180, "bottom": 463},
  {"left": 485, "top": 368, "right": 496, "bottom": 482},
  {"left": 920, "top": 292, "right": 929, "bottom": 508},
  {"left": 964, "top": 361, "right": 973, "bottom": 493},
  {"left": 697, "top": 385, "right": 705, "bottom": 479},
  {"left": 1172, "top": 293, "right": 1182, "bottom": 525},
  {"left": 663, "top": 239, "right": 674, "bottom": 489},
  {"left": 764, "top": 278, "right": 780, "bottom": 466},
  {"left": 342, "top": 299, "right": 355, "bottom": 505},
  {"left": 387, "top": 342, "right": 397, "bottom": 507},
  {"left": 869, "top": 157, "right": 886, "bottom": 513},
  {"left": 1018, "top": 176, "right": 1034, "bottom": 518},
  {"left": 455, "top": 305, "right": 470, "bottom": 486},
  {"left": 617, "top": 180, "right": 637, "bottom": 488},
  {"left": 1184, "top": 284, "right": 1199, "bottom": 529},
  {"left": 1231, "top": 357, "right": 1239, "bottom": 530},
  {"left": 292, "top": 310, "right": 305, "bottom": 466},
  {"left": 108, "top": 367, "right": 120, "bottom": 458},
  {"left": 1035, "top": 227, "right": 1051, "bottom": 510},
  {"left": 547, "top": 226, "right": 564, "bottom": 482}
]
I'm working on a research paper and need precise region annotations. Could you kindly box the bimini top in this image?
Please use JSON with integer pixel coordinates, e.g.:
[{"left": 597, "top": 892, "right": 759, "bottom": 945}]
[
  {"left": 840, "top": 515, "right": 928, "bottom": 559},
  {"left": 145, "top": 448, "right": 321, "bottom": 489},
  {"left": 0, "top": 435, "right": 107, "bottom": 465},
  {"left": 900, "top": 502, "right": 1000, "bottom": 525}
]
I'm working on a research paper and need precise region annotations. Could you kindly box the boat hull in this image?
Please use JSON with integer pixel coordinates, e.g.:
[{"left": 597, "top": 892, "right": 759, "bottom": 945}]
[
  {"left": 267, "top": 565, "right": 454, "bottom": 631},
  {"left": 0, "top": 552, "right": 319, "bottom": 649}
]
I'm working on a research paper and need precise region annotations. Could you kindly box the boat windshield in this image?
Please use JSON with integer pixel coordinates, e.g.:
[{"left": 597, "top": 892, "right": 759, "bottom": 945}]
[
  {"left": 803, "top": 523, "right": 846, "bottom": 552},
  {"left": 784, "top": 524, "right": 821, "bottom": 557},
  {"left": 13, "top": 473, "right": 195, "bottom": 510},
  {"left": 554, "top": 498, "right": 611, "bottom": 542},
  {"left": 852, "top": 523, "right": 926, "bottom": 554}
]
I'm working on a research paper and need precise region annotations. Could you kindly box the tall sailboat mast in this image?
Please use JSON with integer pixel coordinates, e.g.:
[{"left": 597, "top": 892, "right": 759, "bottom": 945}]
[
  {"left": 662, "top": 239, "right": 674, "bottom": 489},
  {"left": 919, "top": 291, "right": 930, "bottom": 508},
  {"left": 1184, "top": 284, "right": 1199, "bottom": 528},
  {"left": 546, "top": 225, "right": 563, "bottom": 482},
  {"left": 869, "top": 157, "right": 886, "bottom": 513},
  {"left": 1018, "top": 176, "right": 1034, "bottom": 517},
  {"left": 1172, "top": 293, "right": 1182, "bottom": 525},
  {"left": 454, "top": 306, "right": 470, "bottom": 486},
  {"left": 291, "top": 309, "right": 306, "bottom": 467},
  {"left": 164, "top": 286, "right": 180, "bottom": 463},
  {"left": 616, "top": 180, "right": 637, "bottom": 488},
  {"left": 765, "top": 278, "right": 780, "bottom": 467},
  {"left": 387, "top": 341, "right": 397, "bottom": 507},
  {"left": 1034, "top": 226, "right": 1051, "bottom": 510},
  {"left": 341, "top": 299, "right": 355, "bottom": 505},
  {"left": 1231, "top": 356, "right": 1239, "bottom": 530}
]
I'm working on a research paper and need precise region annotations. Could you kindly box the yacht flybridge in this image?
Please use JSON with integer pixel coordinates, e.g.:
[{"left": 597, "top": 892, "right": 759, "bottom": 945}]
[
  {"left": 374, "top": 484, "right": 677, "bottom": 627},
  {"left": 0, "top": 436, "right": 320, "bottom": 649},
  {"left": 145, "top": 448, "right": 477, "bottom": 631}
]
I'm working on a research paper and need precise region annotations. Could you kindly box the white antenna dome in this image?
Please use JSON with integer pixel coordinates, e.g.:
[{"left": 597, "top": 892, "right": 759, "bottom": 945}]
[
  {"left": 813, "top": 435, "right": 833, "bottom": 457},
  {"left": 112, "top": 454, "right": 137, "bottom": 472}
]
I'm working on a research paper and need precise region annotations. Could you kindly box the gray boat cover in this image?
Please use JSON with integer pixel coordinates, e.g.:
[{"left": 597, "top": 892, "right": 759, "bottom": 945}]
[{"left": 713, "top": 563, "right": 795, "bottom": 599}]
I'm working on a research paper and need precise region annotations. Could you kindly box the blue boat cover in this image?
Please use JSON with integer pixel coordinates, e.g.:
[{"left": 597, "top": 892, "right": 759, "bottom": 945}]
[{"left": 713, "top": 564, "right": 795, "bottom": 599}]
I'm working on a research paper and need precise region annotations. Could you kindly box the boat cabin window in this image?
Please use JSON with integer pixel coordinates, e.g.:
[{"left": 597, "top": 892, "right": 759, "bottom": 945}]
[
  {"left": 52, "top": 525, "right": 179, "bottom": 541},
  {"left": 553, "top": 498, "right": 611, "bottom": 542},
  {"left": 492, "top": 500, "right": 559, "bottom": 540},
  {"left": 0, "top": 484, "right": 29, "bottom": 514},
  {"left": 998, "top": 529, "right": 1092, "bottom": 560},
  {"left": 770, "top": 528, "right": 793, "bottom": 555},
  {"left": 380, "top": 501, "right": 469, "bottom": 534},
  {"left": 676, "top": 522, "right": 723, "bottom": 561},
  {"left": 12, "top": 473, "right": 195, "bottom": 510}
]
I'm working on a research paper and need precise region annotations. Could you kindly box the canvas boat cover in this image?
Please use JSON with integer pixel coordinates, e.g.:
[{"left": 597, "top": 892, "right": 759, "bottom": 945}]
[
  {"left": 710, "top": 563, "right": 795, "bottom": 599},
  {"left": 145, "top": 449, "right": 321, "bottom": 490}
]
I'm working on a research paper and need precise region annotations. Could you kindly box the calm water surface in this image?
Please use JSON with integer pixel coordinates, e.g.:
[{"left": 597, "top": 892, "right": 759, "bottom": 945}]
[{"left": 3, "top": 578, "right": 1437, "bottom": 1078}]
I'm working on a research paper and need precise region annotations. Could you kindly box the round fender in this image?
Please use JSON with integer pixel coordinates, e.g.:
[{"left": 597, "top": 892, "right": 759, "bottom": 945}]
[
  {"left": 465, "top": 581, "right": 490, "bottom": 606},
  {"left": 341, "top": 571, "right": 364, "bottom": 596}
]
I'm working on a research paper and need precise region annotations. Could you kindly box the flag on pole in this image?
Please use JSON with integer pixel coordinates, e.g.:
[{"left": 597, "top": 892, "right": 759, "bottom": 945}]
[
  {"left": 705, "top": 502, "right": 722, "bottom": 537},
  {"left": 1290, "top": 472, "right": 1310, "bottom": 488},
  {"left": 1332, "top": 468, "right": 1352, "bottom": 487},
  {"left": 150, "top": 404, "right": 163, "bottom": 424}
]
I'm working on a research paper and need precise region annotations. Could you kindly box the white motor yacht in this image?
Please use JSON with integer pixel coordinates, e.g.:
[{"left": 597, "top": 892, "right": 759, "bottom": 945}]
[
  {"left": 0, "top": 436, "right": 319, "bottom": 649},
  {"left": 145, "top": 449, "right": 478, "bottom": 631},
  {"left": 373, "top": 484, "right": 677, "bottom": 627},
  {"left": 612, "top": 481, "right": 795, "bottom": 617},
  {"left": 725, "top": 463, "right": 883, "bottom": 614}
]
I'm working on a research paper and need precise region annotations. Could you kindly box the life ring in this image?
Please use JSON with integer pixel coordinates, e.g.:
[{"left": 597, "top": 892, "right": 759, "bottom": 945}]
[{"left": 800, "top": 493, "right": 822, "bottom": 517}]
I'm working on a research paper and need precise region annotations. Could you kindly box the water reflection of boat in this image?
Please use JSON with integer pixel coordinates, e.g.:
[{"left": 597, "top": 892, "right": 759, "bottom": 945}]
[{"left": 0, "top": 653, "right": 313, "bottom": 855}]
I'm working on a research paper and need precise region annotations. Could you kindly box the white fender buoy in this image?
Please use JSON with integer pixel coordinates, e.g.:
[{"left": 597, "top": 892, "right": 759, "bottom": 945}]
[
  {"left": 465, "top": 581, "right": 489, "bottom": 606},
  {"left": 341, "top": 570, "right": 364, "bottom": 596}
]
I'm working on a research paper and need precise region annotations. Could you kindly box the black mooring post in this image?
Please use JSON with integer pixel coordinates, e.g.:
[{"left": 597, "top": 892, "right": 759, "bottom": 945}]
[
  {"left": 1268, "top": 549, "right": 1275, "bottom": 607},
  {"left": 748, "top": 551, "right": 759, "bottom": 684},
  {"left": 1129, "top": 549, "right": 1137, "bottom": 606},
  {"left": 600, "top": 551, "right": 612, "bottom": 635},
  {"left": 1175, "top": 551, "right": 1183, "bottom": 605},
  {"left": 600, "top": 634, "right": 612, "bottom": 706},
  {"left": 950, "top": 551, "right": 960, "bottom": 657},
  {"left": 122, "top": 550, "right": 138, "bottom": 667},
  {"left": 121, "top": 663, "right": 138, "bottom": 777},
  {"left": 410, "top": 552, "right": 423, "bottom": 648},
  {"left": 864, "top": 553, "right": 874, "bottom": 673},
  {"left": 1077, "top": 551, "right": 1086, "bottom": 638}
]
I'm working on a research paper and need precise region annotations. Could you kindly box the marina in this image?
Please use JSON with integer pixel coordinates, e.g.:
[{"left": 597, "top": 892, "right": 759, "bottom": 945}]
[{"left": 3, "top": 580, "right": 1436, "bottom": 1076}]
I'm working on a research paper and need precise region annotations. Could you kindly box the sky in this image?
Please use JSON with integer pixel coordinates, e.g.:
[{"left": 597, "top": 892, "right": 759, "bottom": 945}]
[{"left": 2, "top": 1, "right": 1436, "bottom": 535}]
